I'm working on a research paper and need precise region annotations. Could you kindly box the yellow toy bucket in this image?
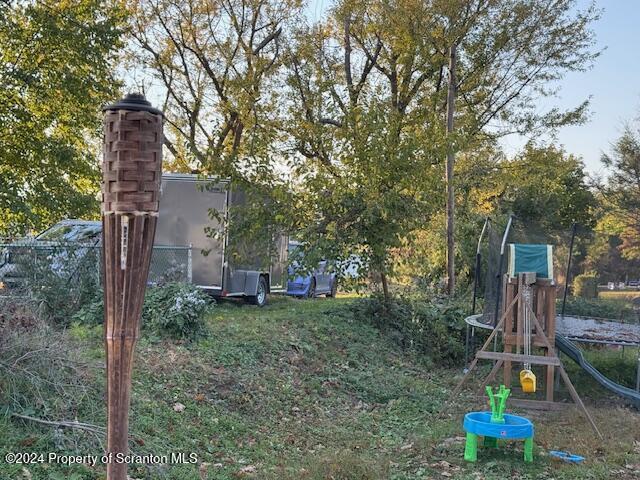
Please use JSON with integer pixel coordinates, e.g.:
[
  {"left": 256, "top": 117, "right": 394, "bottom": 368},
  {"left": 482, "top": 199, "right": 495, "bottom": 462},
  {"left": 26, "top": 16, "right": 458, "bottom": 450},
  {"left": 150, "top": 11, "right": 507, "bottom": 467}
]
[{"left": 520, "top": 369, "right": 536, "bottom": 393}]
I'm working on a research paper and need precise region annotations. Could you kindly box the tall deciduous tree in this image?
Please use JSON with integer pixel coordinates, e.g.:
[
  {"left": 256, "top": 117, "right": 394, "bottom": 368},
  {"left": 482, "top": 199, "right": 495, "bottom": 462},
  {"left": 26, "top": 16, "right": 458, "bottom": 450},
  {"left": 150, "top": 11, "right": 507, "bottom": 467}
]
[
  {"left": 0, "top": 0, "right": 125, "bottom": 237},
  {"left": 128, "top": 0, "right": 303, "bottom": 263},
  {"left": 601, "top": 123, "right": 640, "bottom": 260},
  {"left": 437, "top": 0, "right": 600, "bottom": 293},
  {"left": 285, "top": 0, "right": 599, "bottom": 298},
  {"left": 285, "top": 0, "right": 446, "bottom": 300},
  {"left": 128, "top": 0, "right": 301, "bottom": 179},
  {"left": 499, "top": 144, "right": 597, "bottom": 232}
]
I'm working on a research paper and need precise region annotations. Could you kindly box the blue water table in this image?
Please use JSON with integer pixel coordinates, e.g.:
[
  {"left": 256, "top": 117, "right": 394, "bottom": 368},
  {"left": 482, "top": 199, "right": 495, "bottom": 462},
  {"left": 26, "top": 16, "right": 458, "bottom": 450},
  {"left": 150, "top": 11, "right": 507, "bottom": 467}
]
[{"left": 463, "top": 385, "right": 534, "bottom": 462}]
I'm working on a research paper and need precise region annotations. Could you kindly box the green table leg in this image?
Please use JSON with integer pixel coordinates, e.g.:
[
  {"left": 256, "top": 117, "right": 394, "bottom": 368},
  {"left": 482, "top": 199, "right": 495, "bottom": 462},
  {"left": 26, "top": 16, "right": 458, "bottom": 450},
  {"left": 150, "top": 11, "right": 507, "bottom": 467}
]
[
  {"left": 464, "top": 432, "right": 478, "bottom": 462},
  {"left": 524, "top": 436, "right": 534, "bottom": 462},
  {"left": 484, "top": 436, "right": 497, "bottom": 448}
]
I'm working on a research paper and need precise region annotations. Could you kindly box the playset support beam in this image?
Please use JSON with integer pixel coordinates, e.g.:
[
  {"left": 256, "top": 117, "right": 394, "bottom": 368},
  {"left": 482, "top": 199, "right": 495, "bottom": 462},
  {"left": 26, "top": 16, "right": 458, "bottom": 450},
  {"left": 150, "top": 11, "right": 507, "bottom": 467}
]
[{"left": 453, "top": 273, "right": 602, "bottom": 439}]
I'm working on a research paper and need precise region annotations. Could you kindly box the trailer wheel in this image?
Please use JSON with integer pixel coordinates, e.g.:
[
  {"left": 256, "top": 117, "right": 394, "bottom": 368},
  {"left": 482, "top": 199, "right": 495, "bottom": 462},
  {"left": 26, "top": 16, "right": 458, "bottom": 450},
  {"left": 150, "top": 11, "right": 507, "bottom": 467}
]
[{"left": 248, "top": 276, "right": 268, "bottom": 307}]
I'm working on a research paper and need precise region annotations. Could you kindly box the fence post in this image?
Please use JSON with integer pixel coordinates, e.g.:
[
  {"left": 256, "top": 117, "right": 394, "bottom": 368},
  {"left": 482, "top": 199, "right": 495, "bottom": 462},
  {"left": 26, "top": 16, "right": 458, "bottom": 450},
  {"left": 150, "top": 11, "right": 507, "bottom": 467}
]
[{"left": 187, "top": 243, "right": 193, "bottom": 283}]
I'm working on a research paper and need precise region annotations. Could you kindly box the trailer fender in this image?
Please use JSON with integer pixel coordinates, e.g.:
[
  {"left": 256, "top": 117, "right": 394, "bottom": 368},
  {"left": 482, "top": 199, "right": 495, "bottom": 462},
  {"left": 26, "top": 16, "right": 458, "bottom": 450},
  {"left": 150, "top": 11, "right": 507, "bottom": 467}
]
[{"left": 244, "top": 272, "right": 270, "bottom": 296}]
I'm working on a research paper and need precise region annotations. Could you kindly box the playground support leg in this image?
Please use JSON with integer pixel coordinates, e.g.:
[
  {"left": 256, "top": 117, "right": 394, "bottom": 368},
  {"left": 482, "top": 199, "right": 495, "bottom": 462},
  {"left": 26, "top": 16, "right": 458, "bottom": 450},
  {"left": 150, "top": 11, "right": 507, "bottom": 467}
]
[
  {"left": 464, "top": 324, "right": 470, "bottom": 368},
  {"left": 464, "top": 432, "right": 478, "bottom": 462},
  {"left": 524, "top": 437, "right": 534, "bottom": 462},
  {"left": 484, "top": 436, "right": 497, "bottom": 448}
]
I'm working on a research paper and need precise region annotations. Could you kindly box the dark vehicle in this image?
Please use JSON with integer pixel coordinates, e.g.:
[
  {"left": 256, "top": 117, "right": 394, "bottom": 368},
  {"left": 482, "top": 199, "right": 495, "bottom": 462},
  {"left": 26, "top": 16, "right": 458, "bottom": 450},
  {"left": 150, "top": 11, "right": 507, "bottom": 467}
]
[{"left": 0, "top": 220, "right": 101, "bottom": 288}]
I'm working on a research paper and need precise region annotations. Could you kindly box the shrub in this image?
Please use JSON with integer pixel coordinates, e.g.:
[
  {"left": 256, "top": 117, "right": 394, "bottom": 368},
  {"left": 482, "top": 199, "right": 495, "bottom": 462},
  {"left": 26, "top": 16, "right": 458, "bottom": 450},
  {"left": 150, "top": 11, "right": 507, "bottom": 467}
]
[
  {"left": 73, "top": 283, "right": 214, "bottom": 340},
  {"left": 18, "top": 244, "right": 101, "bottom": 325},
  {"left": 142, "top": 283, "right": 213, "bottom": 340},
  {"left": 559, "top": 295, "right": 636, "bottom": 322},
  {"left": 72, "top": 290, "right": 103, "bottom": 325},
  {"left": 350, "top": 292, "right": 468, "bottom": 366},
  {"left": 573, "top": 272, "right": 599, "bottom": 299}
]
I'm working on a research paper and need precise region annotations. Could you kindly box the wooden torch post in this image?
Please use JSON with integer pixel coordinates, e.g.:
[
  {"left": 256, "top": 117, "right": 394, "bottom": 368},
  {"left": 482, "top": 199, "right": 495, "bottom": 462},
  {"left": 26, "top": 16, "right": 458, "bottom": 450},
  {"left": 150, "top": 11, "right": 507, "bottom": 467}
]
[{"left": 101, "top": 94, "right": 163, "bottom": 480}]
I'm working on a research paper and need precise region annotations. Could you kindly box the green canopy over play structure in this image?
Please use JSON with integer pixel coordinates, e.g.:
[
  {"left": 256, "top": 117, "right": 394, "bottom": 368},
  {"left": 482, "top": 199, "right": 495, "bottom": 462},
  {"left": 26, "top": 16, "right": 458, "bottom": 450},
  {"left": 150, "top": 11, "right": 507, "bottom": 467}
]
[{"left": 507, "top": 243, "right": 553, "bottom": 279}]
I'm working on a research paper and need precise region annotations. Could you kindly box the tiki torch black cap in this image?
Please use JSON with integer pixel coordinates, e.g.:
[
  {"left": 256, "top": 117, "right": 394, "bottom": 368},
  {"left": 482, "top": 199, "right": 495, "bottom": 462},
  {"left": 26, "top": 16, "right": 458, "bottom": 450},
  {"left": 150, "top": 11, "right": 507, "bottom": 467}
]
[{"left": 103, "top": 93, "right": 163, "bottom": 116}]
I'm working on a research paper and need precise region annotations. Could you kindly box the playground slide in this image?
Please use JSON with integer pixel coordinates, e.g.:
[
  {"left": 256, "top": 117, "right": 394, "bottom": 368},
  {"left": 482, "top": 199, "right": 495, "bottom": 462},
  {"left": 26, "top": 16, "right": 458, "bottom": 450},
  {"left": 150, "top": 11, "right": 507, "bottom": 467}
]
[{"left": 555, "top": 334, "right": 640, "bottom": 409}]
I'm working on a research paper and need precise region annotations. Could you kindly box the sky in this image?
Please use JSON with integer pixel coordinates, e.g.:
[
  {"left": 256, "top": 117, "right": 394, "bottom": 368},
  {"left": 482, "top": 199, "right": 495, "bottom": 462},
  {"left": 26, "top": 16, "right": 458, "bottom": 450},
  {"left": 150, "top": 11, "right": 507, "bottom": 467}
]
[{"left": 308, "top": 0, "right": 640, "bottom": 175}]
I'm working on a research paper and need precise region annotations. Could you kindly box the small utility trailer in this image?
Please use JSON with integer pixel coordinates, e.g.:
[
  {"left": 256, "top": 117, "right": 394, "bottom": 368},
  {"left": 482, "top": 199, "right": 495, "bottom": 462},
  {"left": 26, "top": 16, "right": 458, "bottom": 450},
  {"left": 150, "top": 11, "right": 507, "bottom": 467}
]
[{"left": 155, "top": 174, "right": 287, "bottom": 306}]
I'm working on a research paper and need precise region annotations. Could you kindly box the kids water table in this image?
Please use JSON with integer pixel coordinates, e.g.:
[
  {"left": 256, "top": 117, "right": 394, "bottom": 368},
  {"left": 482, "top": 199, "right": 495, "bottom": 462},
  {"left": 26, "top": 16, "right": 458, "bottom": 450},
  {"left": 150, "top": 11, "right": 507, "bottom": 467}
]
[{"left": 463, "top": 411, "right": 534, "bottom": 462}]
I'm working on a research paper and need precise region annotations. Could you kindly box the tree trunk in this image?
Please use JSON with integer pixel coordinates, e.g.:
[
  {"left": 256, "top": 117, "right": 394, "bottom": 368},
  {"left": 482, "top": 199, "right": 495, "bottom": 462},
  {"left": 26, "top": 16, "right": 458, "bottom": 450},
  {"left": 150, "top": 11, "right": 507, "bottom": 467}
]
[
  {"left": 380, "top": 271, "right": 390, "bottom": 305},
  {"left": 445, "top": 44, "right": 457, "bottom": 295}
]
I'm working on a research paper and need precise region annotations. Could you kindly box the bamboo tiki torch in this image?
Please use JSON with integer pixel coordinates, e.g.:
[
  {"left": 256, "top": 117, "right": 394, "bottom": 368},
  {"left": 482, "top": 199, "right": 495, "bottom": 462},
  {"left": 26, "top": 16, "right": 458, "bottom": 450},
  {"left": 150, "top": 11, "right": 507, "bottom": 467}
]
[{"left": 101, "top": 93, "right": 163, "bottom": 480}]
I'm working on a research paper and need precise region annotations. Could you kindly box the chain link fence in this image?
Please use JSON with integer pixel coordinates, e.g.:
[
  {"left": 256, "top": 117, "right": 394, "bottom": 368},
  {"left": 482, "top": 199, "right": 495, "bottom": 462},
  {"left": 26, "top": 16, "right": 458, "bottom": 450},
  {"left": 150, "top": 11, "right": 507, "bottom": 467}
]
[{"left": 0, "top": 241, "right": 192, "bottom": 298}]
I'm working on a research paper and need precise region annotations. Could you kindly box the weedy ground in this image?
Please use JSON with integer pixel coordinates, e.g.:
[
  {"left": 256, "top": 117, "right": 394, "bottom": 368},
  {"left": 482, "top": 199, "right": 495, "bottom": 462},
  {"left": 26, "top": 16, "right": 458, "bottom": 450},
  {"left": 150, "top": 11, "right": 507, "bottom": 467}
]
[{"left": 1, "top": 296, "right": 639, "bottom": 479}]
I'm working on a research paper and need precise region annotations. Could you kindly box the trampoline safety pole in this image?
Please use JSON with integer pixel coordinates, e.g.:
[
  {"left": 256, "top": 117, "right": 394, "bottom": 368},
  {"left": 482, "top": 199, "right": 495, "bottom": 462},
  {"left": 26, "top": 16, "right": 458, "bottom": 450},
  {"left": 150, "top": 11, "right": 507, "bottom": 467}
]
[
  {"left": 465, "top": 217, "right": 489, "bottom": 368},
  {"left": 493, "top": 215, "right": 513, "bottom": 327},
  {"left": 561, "top": 222, "right": 577, "bottom": 318},
  {"left": 471, "top": 217, "right": 489, "bottom": 316},
  {"left": 636, "top": 353, "right": 640, "bottom": 393}
]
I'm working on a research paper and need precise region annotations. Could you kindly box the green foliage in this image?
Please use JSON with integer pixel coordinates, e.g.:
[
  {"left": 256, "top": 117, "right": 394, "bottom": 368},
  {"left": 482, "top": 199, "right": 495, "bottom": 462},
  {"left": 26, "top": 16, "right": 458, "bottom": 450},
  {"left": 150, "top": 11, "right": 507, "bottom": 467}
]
[
  {"left": 284, "top": 0, "right": 599, "bottom": 293},
  {"left": 129, "top": 0, "right": 301, "bottom": 178},
  {"left": 559, "top": 295, "right": 636, "bottom": 322},
  {"left": 18, "top": 244, "right": 102, "bottom": 325},
  {"left": 71, "top": 290, "right": 104, "bottom": 326},
  {"left": 142, "top": 283, "right": 214, "bottom": 340},
  {"left": 0, "top": 0, "right": 126, "bottom": 236},
  {"left": 286, "top": 6, "right": 447, "bottom": 288},
  {"left": 349, "top": 292, "right": 468, "bottom": 366},
  {"left": 74, "top": 283, "right": 214, "bottom": 340},
  {"left": 601, "top": 123, "right": 640, "bottom": 260},
  {"left": 584, "top": 212, "right": 640, "bottom": 282},
  {"left": 573, "top": 272, "right": 599, "bottom": 299},
  {"left": 499, "top": 143, "right": 597, "bottom": 232},
  {"left": 129, "top": 0, "right": 299, "bottom": 275}
]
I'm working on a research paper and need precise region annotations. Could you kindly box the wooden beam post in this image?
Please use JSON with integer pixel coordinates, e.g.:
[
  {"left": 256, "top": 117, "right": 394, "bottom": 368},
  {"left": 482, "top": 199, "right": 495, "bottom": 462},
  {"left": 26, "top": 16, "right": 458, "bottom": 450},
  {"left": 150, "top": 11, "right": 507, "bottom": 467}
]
[
  {"left": 445, "top": 44, "right": 456, "bottom": 294},
  {"left": 452, "top": 293, "right": 520, "bottom": 395},
  {"left": 525, "top": 300, "right": 601, "bottom": 438}
]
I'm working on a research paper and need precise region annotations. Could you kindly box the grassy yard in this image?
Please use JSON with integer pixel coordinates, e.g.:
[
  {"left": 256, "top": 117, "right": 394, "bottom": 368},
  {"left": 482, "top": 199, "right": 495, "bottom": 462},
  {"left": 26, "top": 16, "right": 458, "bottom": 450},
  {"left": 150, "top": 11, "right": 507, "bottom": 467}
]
[
  {"left": 1, "top": 296, "right": 640, "bottom": 479},
  {"left": 600, "top": 290, "right": 640, "bottom": 302}
]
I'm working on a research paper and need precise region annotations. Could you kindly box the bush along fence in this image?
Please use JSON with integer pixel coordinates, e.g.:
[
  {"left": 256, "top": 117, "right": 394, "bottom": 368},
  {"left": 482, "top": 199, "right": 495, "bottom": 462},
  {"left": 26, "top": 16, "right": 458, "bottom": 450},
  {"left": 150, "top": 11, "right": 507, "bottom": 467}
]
[{"left": 0, "top": 241, "right": 193, "bottom": 298}]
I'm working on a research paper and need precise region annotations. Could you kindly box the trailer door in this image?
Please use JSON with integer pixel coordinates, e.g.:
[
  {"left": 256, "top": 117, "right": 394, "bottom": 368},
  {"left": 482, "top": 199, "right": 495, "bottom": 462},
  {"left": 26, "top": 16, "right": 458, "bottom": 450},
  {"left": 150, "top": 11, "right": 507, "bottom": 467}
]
[{"left": 155, "top": 175, "right": 228, "bottom": 289}]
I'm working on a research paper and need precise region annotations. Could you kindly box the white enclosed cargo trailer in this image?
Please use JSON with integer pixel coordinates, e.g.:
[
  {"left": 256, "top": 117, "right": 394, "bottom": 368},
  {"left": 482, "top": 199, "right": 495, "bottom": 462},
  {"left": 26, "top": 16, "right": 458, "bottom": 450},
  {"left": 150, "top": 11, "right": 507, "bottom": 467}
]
[{"left": 154, "top": 174, "right": 287, "bottom": 306}]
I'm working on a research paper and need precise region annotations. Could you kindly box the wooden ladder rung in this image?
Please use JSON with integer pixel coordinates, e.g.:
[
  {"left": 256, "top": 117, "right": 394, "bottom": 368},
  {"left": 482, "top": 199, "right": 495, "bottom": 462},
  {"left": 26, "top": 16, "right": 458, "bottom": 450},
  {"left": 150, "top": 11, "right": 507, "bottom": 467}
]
[{"left": 475, "top": 351, "right": 560, "bottom": 366}]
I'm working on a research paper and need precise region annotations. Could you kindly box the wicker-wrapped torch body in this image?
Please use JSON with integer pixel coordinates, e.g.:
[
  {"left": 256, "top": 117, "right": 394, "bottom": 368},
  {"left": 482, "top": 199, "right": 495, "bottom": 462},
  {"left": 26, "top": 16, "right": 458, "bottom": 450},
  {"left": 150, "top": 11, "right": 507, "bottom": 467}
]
[{"left": 102, "top": 100, "right": 163, "bottom": 480}]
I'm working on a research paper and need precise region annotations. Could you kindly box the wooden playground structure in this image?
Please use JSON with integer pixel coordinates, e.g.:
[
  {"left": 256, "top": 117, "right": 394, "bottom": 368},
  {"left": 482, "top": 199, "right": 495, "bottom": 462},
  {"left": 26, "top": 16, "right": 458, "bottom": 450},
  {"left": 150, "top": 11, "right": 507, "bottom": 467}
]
[{"left": 453, "top": 272, "right": 602, "bottom": 438}]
